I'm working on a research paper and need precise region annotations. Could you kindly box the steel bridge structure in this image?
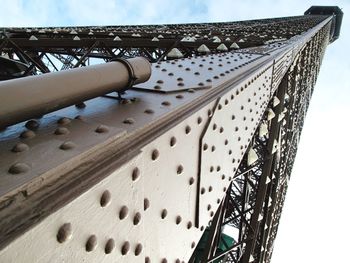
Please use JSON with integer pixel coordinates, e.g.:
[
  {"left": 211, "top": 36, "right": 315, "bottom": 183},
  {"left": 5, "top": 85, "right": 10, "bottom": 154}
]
[{"left": 0, "top": 5, "right": 343, "bottom": 263}]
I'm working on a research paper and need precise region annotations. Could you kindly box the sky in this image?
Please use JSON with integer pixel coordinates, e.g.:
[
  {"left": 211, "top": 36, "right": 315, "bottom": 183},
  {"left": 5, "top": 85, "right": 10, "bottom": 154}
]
[{"left": 1, "top": 0, "right": 349, "bottom": 262}]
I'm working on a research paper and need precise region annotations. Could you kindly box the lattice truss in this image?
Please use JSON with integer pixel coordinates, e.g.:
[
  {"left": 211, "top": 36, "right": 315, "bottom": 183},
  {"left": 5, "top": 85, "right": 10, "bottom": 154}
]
[
  {"left": 0, "top": 15, "right": 325, "bottom": 79},
  {"left": 0, "top": 12, "right": 335, "bottom": 263}
]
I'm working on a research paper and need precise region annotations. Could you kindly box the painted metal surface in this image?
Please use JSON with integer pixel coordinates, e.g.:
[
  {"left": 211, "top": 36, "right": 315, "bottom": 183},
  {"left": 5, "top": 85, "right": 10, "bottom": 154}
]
[
  {"left": 0, "top": 57, "right": 151, "bottom": 128},
  {"left": 0, "top": 10, "right": 340, "bottom": 263}
]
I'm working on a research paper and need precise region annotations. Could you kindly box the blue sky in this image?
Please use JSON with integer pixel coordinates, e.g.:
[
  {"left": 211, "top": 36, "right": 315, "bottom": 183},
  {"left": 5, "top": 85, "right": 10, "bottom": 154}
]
[{"left": 1, "top": 1, "right": 349, "bottom": 262}]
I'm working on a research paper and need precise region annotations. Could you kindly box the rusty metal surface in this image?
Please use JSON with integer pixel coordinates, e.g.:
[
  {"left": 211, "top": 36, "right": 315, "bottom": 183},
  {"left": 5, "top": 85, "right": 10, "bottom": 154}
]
[{"left": 0, "top": 11, "right": 339, "bottom": 263}]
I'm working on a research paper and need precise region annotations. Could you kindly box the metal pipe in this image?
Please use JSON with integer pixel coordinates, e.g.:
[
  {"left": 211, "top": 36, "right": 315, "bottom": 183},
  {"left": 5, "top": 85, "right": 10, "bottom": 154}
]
[{"left": 0, "top": 57, "right": 151, "bottom": 128}]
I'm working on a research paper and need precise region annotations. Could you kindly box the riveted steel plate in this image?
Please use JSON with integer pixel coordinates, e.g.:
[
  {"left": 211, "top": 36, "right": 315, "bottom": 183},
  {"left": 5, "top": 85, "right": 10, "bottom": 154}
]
[
  {"left": 198, "top": 65, "right": 274, "bottom": 227},
  {"left": 0, "top": 16, "right": 334, "bottom": 261},
  {"left": 134, "top": 52, "right": 263, "bottom": 93},
  {"left": 0, "top": 154, "right": 145, "bottom": 262},
  {"left": 0, "top": 100, "right": 217, "bottom": 263},
  {"left": 272, "top": 50, "right": 293, "bottom": 93}
]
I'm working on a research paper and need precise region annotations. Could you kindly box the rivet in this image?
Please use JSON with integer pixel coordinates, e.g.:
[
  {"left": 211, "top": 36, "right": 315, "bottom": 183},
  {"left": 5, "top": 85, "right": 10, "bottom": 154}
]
[
  {"left": 154, "top": 85, "right": 162, "bottom": 90},
  {"left": 144, "top": 109, "right": 154, "bottom": 114},
  {"left": 100, "top": 190, "right": 111, "bottom": 207},
  {"left": 85, "top": 235, "right": 97, "bottom": 252},
  {"left": 207, "top": 204, "right": 211, "bottom": 210},
  {"left": 175, "top": 259, "right": 181, "bottom": 263},
  {"left": 161, "top": 209, "right": 167, "bottom": 219},
  {"left": 197, "top": 117, "right": 202, "bottom": 124},
  {"left": 209, "top": 186, "right": 213, "bottom": 192},
  {"left": 201, "top": 188, "right": 205, "bottom": 195},
  {"left": 176, "top": 94, "right": 184, "bottom": 99},
  {"left": 189, "top": 177, "right": 195, "bottom": 185},
  {"left": 25, "top": 119, "right": 39, "bottom": 130},
  {"left": 177, "top": 82, "right": 184, "bottom": 87},
  {"left": 177, "top": 77, "right": 183, "bottom": 81},
  {"left": 211, "top": 145, "right": 216, "bottom": 152},
  {"left": 54, "top": 127, "right": 69, "bottom": 135},
  {"left": 121, "top": 241, "right": 130, "bottom": 255},
  {"left": 203, "top": 144, "right": 208, "bottom": 151},
  {"left": 177, "top": 165, "right": 184, "bottom": 175},
  {"left": 198, "top": 82, "right": 204, "bottom": 86},
  {"left": 121, "top": 99, "right": 131, "bottom": 104},
  {"left": 57, "top": 117, "right": 71, "bottom": 125},
  {"left": 185, "top": 125, "right": 191, "bottom": 134},
  {"left": 170, "top": 136, "right": 177, "bottom": 147},
  {"left": 12, "top": 142, "right": 29, "bottom": 152},
  {"left": 145, "top": 257, "right": 151, "bottom": 263},
  {"left": 132, "top": 167, "right": 140, "bottom": 181},
  {"left": 142, "top": 198, "right": 150, "bottom": 211},
  {"left": 59, "top": 141, "right": 76, "bottom": 150},
  {"left": 162, "top": 101, "right": 171, "bottom": 106},
  {"left": 135, "top": 243, "right": 143, "bottom": 256},
  {"left": 187, "top": 221, "right": 193, "bottom": 229},
  {"left": 161, "top": 259, "right": 168, "bottom": 263},
  {"left": 8, "top": 162, "right": 30, "bottom": 174},
  {"left": 157, "top": 80, "right": 164, "bottom": 84},
  {"left": 191, "top": 242, "right": 196, "bottom": 248},
  {"left": 20, "top": 130, "right": 35, "bottom": 139},
  {"left": 188, "top": 88, "right": 195, "bottom": 93},
  {"left": 57, "top": 223, "right": 72, "bottom": 243},
  {"left": 75, "top": 115, "right": 84, "bottom": 120},
  {"left": 133, "top": 212, "right": 142, "bottom": 225},
  {"left": 119, "top": 206, "right": 129, "bottom": 220},
  {"left": 95, "top": 124, "right": 110, "bottom": 133},
  {"left": 176, "top": 216, "right": 182, "bottom": 225},
  {"left": 75, "top": 102, "right": 86, "bottom": 108},
  {"left": 210, "top": 211, "right": 214, "bottom": 217},
  {"left": 151, "top": 149, "right": 159, "bottom": 160},
  {"left": 123, "top": 118, "right": 135, "bottom": 125}
]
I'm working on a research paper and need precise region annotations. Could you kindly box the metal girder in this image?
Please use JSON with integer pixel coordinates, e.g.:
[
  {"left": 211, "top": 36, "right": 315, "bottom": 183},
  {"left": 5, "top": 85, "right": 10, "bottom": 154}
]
[
  {"left": 0, "top": 8, "right": 340, "bottom": 263},
  {"left": 0, "top": 15, "right": 327, "bottom": 77}
]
